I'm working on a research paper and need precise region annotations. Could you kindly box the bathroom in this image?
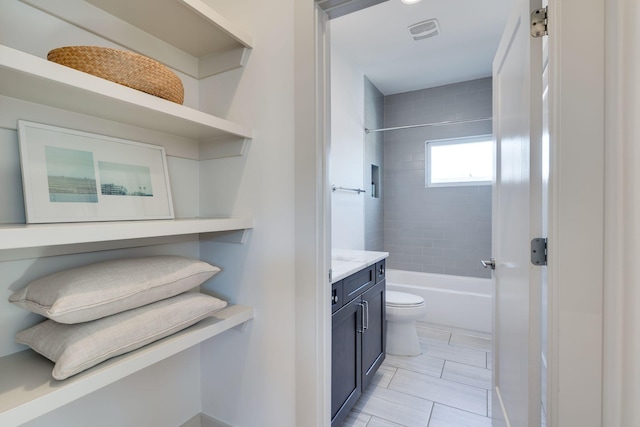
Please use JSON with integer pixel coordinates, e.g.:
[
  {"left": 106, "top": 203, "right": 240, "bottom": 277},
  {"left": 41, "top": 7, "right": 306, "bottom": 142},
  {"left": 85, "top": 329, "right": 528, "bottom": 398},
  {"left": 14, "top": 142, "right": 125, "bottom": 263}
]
[{"left": 329, "top": 0, "right": 506, "bottom": 425}]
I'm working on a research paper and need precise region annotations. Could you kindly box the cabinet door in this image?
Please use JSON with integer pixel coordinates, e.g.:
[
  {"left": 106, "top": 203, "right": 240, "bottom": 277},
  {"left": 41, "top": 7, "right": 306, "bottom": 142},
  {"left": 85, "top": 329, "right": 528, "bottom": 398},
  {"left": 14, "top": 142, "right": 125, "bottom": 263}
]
[
  {"left": 331, "top": 298, "right": 362, "bottom": 426},
  {"left": 361, "top": 279, "right": 385, "bottom": 391}
]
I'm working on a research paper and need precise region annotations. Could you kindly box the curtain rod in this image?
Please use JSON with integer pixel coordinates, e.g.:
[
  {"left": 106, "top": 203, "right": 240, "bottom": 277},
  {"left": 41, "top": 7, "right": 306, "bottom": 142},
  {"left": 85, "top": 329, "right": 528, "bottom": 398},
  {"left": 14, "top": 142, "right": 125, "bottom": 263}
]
[{"left": 365, "top": 117, "right": 492, "bottom": 134}]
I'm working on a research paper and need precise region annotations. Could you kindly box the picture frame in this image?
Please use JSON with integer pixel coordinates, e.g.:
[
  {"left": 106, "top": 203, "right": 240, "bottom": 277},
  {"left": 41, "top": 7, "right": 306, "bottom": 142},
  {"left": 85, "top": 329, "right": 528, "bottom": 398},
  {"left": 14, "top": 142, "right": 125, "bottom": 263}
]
[{"left": 17, "top": 120, "right": 174, "bottom": 224}]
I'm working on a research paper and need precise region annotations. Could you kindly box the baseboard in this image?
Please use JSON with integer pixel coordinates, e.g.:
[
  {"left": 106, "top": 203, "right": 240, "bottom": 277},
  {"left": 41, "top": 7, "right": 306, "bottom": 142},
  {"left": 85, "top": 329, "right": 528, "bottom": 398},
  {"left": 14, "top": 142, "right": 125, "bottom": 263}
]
[{"left": 180, "top": 413, "right": 233, "bottom": 427}]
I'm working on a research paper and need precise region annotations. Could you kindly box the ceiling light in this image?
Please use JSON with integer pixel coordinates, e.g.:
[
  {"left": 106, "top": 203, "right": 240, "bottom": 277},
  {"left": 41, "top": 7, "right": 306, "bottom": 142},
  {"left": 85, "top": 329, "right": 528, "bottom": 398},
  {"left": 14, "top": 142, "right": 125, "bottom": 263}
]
[{"left": 401, "top": 0, "right": 422, "bottom": 4}]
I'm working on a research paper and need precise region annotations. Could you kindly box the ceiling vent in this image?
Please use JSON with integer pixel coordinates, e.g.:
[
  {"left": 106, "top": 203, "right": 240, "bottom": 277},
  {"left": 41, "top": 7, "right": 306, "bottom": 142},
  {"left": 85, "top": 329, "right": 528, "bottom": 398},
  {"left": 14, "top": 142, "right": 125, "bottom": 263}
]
[{"left": 408, "top": 19, "right": 440, "bottom": 41}]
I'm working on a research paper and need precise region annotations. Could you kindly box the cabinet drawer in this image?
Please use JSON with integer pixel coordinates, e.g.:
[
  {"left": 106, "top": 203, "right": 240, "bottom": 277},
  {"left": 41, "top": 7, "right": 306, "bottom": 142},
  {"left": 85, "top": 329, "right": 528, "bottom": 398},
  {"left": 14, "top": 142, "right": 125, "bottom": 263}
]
[
  {"left": 343, "top": 265, "right": 375, "bottom": 303},
  {"left": 332, "top": 280, "right": 343, "bottom": 313},
  {"left": 375, "top": 260, "right": 385, "bottom": 283}
]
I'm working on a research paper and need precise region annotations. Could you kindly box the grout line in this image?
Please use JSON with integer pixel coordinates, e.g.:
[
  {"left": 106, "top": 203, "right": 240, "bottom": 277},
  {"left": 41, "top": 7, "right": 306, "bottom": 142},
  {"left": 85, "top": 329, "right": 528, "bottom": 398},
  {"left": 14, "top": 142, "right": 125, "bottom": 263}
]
[
  {"left": 439, "top": 379, "right": 492, "bottom": 392},
  {"left": 435, "top": 367, "right": 492, "bottom": 391},
  {"left": 421, "top": 331, "right": 488, "bottom": 350},
  {"left": 363, "top": 409, "right": 413, "bottom": 427},
  {"left": 363, "top": 412, "right": 371, "bottom": 427},
  {"left": 447, "top": 342, "right": 493, "bottom": 353},
  {"left": 382, "top": 358, "right": 446, "bottom": 380},
  {"left": 416, "top": 321, "right": 492, "bottom": 341},
  {"left": 384, "top": 354, "right": 493, "bottom": 382},
  {"left": 426, "top": 401, "right": 435, "bottom": 427},
  {"left": 387, "top": 366, "right": 399, "bottom": 388},
  {"left": 485, "top": 389, "right": 489, "bottom": 417},
  {"left": 434, "top": 401, "right": 493, "bottom": 421},
  {"left": 391, "top": 365, "right": 493, "bottom": 395},
  {"left": 447, "top": 334, "right": 493, "bottom": 353}
]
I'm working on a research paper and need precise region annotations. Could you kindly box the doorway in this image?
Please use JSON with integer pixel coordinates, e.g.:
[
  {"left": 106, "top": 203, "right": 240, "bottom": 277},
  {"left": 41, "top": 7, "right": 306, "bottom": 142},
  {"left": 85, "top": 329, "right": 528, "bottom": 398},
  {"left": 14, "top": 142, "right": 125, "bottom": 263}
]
[
  {"left": 325, "top": 0, "right": 512, "bottom": 425},
  {"left": 298, "top": 0, "right": 607, "bottom": 426}
]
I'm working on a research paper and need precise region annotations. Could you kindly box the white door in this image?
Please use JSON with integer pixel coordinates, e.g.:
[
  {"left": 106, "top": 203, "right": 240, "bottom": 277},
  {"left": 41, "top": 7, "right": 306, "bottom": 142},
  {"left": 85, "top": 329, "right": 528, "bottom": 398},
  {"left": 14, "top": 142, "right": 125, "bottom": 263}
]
[{"left": 491, "top": 0, "right": 543, "bottom": 426}]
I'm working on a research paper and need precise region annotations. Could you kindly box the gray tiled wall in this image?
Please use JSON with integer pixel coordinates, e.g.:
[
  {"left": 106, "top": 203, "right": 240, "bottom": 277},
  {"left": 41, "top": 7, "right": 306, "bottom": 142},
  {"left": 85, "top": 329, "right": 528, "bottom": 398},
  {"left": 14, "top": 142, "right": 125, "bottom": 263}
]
[
  {"left": 364, "top": 77, "right": 384, "bottom": 251},
  {"left": 383, "top": 78, "right": 493, "bottom": 278}
]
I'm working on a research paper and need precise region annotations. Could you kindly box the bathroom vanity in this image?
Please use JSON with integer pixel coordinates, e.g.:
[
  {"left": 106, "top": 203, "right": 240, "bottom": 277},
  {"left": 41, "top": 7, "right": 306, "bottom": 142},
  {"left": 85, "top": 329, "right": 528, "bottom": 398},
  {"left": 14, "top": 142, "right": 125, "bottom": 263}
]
[{"left": 330, "top": 250, "right": 388, "bottom": 427}]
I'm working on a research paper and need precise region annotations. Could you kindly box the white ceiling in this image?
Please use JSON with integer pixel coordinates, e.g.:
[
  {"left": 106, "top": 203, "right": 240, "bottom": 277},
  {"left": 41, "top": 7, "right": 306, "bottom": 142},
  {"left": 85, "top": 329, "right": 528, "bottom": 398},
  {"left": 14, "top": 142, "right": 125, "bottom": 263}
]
[{"left": 329, "top": 0, "right": 514, "bottom": 95}]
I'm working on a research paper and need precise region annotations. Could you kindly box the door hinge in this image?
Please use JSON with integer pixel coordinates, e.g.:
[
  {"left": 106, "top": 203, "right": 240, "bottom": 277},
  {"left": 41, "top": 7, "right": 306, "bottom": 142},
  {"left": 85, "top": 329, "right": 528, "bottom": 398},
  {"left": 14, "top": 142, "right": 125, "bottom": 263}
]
[
  {"left": 329, "top": 268, "right": 333, "bottom": 282},
  {"left": 531, "top": 6, "right": 548, "bottom": 38},
  {"left": 531, "top": 238, "right": 548, "bottom": 266}
]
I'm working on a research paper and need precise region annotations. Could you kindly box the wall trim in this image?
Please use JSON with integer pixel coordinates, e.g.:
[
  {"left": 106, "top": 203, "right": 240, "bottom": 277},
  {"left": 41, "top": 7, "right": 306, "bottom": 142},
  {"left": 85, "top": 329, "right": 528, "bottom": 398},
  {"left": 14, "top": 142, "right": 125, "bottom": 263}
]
[
  {"left": 547, "top": 0, "right": 605, "bottom": 425},
  {"left": 603, "top": 0, "right": 640, "bottom": 426},
  {"left": 294, "top": 2, "right": 332, "bottom": 426}
]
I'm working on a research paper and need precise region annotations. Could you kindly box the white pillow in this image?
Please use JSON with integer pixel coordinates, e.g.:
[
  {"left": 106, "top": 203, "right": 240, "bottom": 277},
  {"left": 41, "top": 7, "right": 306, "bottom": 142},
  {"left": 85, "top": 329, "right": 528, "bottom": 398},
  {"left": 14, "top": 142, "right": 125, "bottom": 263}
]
[
  {"left": 9, "top": 256, "right": 220, "bottom": 324},
  {"left": 16, "top": 292, "right": 227, "bottom": 380}
]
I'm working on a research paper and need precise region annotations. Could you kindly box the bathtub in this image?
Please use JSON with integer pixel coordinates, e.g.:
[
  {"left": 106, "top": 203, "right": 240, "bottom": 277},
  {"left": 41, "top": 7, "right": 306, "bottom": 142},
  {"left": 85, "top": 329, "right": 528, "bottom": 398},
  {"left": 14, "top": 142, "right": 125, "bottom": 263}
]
[{"left": 386, "top": 269, "right": 492, "bottom": 334}]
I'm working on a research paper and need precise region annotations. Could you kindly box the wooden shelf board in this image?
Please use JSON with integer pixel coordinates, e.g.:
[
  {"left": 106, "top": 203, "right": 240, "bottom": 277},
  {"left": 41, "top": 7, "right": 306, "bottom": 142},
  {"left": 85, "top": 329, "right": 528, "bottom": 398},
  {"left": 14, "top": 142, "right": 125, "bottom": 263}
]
[
  {"left": 0, "top": 217, "right": 255, "bottom": 251},
  {"left": 0, "top": 45, "right": 253, "bottom": 140},
  {"left": 0, "top": 304, "right": 254, "bottom": 427},
  {"left": 85, "top": 0, "right": 253, "bottom": 55},
  {"left": 19, "top": 0, "right": 253, "bottom": 78}
]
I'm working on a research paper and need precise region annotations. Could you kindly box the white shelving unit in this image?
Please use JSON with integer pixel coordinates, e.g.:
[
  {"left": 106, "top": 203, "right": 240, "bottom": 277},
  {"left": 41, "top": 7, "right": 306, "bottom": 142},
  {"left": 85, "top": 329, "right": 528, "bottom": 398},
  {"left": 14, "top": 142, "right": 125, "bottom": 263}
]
[
  {"left": 0, "top": 1, "right": 256, "bottom": 424},
  {"left": 0, "top": 304, "right": 254, "bottom": 427}
]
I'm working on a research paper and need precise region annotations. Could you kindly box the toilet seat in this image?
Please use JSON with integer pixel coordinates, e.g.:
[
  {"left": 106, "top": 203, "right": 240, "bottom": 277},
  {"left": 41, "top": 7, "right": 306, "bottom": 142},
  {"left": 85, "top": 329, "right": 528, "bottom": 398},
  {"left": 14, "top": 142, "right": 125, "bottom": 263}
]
[{"left": 386, "top": 290, "right": 424, "bottom": 307}]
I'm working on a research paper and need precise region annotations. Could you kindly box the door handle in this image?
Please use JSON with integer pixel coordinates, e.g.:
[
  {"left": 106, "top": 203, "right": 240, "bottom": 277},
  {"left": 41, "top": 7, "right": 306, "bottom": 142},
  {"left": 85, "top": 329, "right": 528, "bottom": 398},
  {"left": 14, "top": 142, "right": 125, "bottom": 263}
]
[
  {"left": 357, "top": 302, "right": 366, "bottom": 333},
  {"left": 481, "top": 258, "right": 496, "bottom": 270},
  {"left": 362, "top": 300, "right": 369, "bottom": 331}
]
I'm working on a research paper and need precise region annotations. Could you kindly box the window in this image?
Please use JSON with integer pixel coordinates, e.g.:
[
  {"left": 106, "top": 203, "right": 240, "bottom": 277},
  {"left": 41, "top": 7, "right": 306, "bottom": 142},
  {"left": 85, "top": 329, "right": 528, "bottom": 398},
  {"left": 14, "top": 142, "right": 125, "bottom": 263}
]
[{"left": 425, "top": 135, "right": 493, "bottom": 187}]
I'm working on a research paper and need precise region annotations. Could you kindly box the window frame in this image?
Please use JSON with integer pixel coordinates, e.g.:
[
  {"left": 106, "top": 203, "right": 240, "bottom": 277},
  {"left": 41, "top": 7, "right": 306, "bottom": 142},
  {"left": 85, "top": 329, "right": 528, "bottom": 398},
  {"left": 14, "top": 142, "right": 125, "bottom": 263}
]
[{"left": 425, "top": 134, "right": 494, "bottom": 188}]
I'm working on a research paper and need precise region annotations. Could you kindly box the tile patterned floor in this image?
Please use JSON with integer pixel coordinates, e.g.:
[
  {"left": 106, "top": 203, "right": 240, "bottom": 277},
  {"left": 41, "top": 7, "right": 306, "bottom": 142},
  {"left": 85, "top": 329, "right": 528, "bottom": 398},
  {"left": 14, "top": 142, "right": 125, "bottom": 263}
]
[{"left": 344, "top": 323, "right": 493, "bottom": 427}]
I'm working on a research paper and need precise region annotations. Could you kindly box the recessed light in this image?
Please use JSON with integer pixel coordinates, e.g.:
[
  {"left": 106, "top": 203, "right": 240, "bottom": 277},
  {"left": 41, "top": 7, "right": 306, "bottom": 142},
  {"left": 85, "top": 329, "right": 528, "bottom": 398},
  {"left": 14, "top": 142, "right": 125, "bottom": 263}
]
[{"left": 401, "top": 0, "right": 422, "bottom": 4}]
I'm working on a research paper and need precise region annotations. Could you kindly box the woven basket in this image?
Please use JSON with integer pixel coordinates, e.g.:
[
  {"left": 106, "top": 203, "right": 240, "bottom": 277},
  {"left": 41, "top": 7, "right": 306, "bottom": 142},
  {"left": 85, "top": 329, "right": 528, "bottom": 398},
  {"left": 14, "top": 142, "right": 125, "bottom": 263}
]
[{"left": 47, "top": 46, "right": 184, "bottom": 104}]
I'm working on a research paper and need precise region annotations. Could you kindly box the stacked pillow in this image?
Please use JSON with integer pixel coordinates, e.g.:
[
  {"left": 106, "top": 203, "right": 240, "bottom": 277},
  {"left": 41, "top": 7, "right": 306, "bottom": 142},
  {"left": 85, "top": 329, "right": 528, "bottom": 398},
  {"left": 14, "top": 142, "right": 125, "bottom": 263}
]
[{"left": 9, "top": 256, "right": 226, "bottom": 380}]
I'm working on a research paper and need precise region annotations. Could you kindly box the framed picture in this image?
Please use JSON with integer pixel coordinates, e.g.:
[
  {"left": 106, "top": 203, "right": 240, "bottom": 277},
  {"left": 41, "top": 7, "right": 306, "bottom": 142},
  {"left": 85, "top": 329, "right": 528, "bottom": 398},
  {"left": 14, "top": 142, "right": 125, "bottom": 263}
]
[{"left": 18, "top": 121, "right": 174, "bottom": 223}]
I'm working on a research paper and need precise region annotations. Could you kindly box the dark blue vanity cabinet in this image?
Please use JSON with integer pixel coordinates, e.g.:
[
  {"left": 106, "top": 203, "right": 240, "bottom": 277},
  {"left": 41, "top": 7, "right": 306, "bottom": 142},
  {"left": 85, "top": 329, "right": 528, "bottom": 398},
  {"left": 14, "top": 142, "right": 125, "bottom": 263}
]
[{"left": 331, "top": 260, "right": 386, "bottom": 426}]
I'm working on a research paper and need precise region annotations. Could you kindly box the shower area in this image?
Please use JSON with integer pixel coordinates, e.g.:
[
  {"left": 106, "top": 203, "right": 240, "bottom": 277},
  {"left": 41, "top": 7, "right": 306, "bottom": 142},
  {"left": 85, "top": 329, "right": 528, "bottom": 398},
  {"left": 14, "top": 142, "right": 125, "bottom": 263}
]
[{"left": 331, "top": 50, "right": 493, "bottom": 333}]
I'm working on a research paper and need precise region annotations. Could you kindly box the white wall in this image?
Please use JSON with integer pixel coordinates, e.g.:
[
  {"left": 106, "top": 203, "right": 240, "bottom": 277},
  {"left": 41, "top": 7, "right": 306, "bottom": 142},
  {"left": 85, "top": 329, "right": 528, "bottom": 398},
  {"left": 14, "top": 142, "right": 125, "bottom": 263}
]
[
  {"left": 196, "top": 1, "right": 297, "bottom": 425},
  {"left": 23, "top": 348, "right": 202, "bottom": 427},
  {"left": 547, "top": 0, "right": 605, "bottom": 425},
  {"left": 293, "top": 4, "right": 332, "bottom": 426},
  {"left": 330, "top": 44, "right": 366, "bottom": 250},
  {"left": 603, "top": 0, "right": 640, "bottom": 426}
]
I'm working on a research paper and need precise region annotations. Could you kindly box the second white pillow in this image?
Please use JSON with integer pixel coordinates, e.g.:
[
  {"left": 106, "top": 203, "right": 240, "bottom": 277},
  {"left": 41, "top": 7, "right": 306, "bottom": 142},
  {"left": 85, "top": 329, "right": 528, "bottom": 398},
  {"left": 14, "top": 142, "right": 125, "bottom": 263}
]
[{"left": 16, "top": 292, "right": 227, "bottom": 380}]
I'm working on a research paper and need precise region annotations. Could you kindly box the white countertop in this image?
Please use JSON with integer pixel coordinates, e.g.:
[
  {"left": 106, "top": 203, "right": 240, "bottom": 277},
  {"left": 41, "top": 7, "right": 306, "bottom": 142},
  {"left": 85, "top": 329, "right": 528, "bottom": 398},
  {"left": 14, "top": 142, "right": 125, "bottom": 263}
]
[{"left": 331, "top": 249, "right": 389, "bottom": 284}]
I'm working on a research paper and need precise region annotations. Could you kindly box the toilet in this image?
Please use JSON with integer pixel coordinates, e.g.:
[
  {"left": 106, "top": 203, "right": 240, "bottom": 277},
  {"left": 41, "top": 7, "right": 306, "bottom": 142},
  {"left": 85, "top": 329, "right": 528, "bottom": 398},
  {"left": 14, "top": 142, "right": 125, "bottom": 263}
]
[{"left": 385, "top": 290, "right": 427, "bottom": 356}]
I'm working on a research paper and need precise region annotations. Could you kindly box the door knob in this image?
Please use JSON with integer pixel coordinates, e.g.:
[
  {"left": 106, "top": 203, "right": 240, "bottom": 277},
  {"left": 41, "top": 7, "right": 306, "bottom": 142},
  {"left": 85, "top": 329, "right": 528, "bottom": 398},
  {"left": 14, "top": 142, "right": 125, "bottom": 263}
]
[{"left": 481, "top": 258, "right": 496, "bottom": 270}]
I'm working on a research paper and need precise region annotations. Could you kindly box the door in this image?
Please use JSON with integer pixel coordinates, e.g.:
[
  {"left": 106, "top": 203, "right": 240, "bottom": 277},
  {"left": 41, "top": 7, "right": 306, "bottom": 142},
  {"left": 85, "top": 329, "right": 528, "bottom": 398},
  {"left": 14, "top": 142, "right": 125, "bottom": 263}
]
[{"left": 491, "top": 0, "right": 543, "bottom": 426}]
